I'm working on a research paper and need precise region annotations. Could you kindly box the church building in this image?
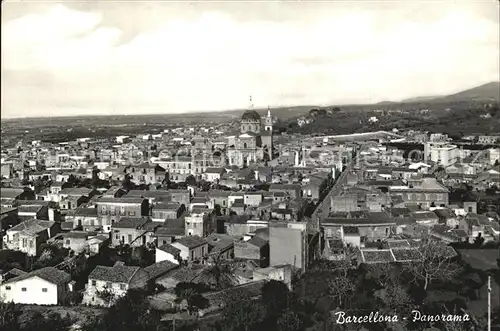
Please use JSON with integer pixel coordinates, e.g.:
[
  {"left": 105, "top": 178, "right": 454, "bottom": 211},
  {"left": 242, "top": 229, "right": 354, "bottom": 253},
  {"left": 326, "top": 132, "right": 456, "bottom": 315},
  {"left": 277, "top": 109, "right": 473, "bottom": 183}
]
[{"left": 227, "top": 97, "right": 274, "bottom": 167}]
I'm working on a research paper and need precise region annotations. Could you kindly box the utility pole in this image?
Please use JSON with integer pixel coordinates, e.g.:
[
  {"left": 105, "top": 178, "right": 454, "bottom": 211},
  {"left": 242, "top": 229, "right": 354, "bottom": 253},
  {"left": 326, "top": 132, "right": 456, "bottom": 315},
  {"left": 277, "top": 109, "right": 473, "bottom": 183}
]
[{"left": 488, "top": 275, "right": 491, "bottom": 331}]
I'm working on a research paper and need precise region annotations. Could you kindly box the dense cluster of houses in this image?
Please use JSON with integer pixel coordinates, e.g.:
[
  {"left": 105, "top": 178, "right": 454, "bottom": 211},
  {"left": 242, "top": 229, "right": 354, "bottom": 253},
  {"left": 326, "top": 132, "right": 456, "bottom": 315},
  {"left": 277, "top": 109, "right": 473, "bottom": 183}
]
[
  {"left": 0, "top": 111, "right": 499, "bottom": 314},
  {"left": 321, "top": 140, "right": 499, "bottom": 264}
]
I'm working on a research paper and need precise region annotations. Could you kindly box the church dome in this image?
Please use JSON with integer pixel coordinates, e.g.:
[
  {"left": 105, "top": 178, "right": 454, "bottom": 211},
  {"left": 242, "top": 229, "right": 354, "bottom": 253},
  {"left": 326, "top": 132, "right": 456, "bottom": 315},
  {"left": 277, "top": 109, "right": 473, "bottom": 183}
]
[{"left": 241, "top": 109, "right": 261, "bottom": 121}]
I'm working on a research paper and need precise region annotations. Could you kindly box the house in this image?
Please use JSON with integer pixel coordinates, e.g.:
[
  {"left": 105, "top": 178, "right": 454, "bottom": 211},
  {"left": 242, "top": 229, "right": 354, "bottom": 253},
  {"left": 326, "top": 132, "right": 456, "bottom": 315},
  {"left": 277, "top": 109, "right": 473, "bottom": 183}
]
[
  {"left": 171, "top": 235, "right": 209, "bottom": 264},
  {"left": 82, "top": 261, "right": 150, "bottom": 306},
  {"left": 65, "top": 207, "right": 99, "bottom": 231},
  {"left": 269, "top": 222, "right": 316, "bottom": 272},
  {"left": 111, "top": 217, "right": 158, "bottom": 247},
  {"left": 234, "top": 235, "right": 269, "bottom": 267},
  {"left": 410, "top": 211, "right": 440, "bottom": 226},
  {"left": 152, "top": 202, "right": 185, "bottom": 222},
  {"left": 477, "top": 135, "right": 499, "bottom": 145},
  {"left": 430, "top": 225, "right": 469, "bottom": 243},
  {"left": 0, "top": 188, "right": 33, "bottom": 208},
  {"left": 269, "top": 184, "right": 302, "bottom": 199},
  {"left": 460, "top": 213, "right": 496, "bottom": 240},
  {"left": 433, "top": 208, "right": 459, "bottom": 228},
  {"left": 205, "top": 233, "right": 236, "bottom": 260},
  {"left": 2, "top": 219, "right": 58, "bottom": 256},
  {"left": 96, "top": 197, "right": 149, "bottom": 228},
  {"left": 61, "top": 231, "right": 109, "bottom": 254},
  {"left": 127, "top": 163, "right": 165, "bottom": 185},
  {"left": 207, "top": 190, "right": 231, "bottom": 215},
  {"left": 153, "top": 218, "right": 185, "bottom": 246},
  {"left": 323, "top": 212, "right": 396, "bottom": 245},
  {"left": 253, "top": 264, "right": 293, "bottom": 290},
  {"left": 203, "top": 168, "right": 227, "bottom": 182},
  {"left": 0, "top": 207, "right": 19, "bottom": 232},
  {"left": 389, "top": 177, "right": 449, "bottom": 208},
  {"left": 58, "top": 187, "right": 96, "bottom": 210},
  {"left": 0, "top": 267, "right": 71, "bottom": 305},
  {"left": 185, "top": 209, "right": 215, "bottom": 237},
  {"left": 155, "top": 244, "right": 181, "bottom": 264}
]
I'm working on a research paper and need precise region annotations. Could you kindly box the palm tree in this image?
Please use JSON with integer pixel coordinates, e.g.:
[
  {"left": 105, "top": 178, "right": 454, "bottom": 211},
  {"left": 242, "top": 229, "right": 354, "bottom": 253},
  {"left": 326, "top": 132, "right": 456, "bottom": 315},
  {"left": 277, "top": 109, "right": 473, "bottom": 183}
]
[{"left": 200, "top": 254, "right": 237, "bottom": 290}]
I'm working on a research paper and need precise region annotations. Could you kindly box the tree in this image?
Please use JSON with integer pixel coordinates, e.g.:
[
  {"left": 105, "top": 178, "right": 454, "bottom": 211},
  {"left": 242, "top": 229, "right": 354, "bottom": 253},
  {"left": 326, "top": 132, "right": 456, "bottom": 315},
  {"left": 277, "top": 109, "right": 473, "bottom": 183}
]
[
  {"left": 185, "top": 175, "right": 197, "bottom": 186},
  {"left": 328, "top": 274, "right": 356, "bottom": 308},
  {"left": 473, "top": 233, "right": 485, "bottom": 246},
  {"left": 87, "top": 289, "right": 168, "bottom": 331},
  {"left": 405, "top": 241, "right": 461, "bottom": 291},
  {"left": 121, "top": 174, "right": 134, "bottom": 191},
  {"left": 276, "top": 311, "right": 302, "bottom": 331},
  {"left": 374, "top": 284, "right": 413, "bottom": 311},
  {"left": 174, "top": 282, "right": 209, "bottom": 314},
  {"left": 261, "top": 280, "right": 293, "bottom": 317},
  {"left": 96, "top": 288, "right": 115, "bottom": 307},
  {"left": 0, "top": 302, "right": 21, "bottom": 331},
  {"left": 221, "top": 300, "right": 266, "bottom": 331},
  {"left": 363, "top": 263, "right": 400, "bottom": 289},
  {"left": 200, "top": 255, "right": 237, "bottom": 290}
]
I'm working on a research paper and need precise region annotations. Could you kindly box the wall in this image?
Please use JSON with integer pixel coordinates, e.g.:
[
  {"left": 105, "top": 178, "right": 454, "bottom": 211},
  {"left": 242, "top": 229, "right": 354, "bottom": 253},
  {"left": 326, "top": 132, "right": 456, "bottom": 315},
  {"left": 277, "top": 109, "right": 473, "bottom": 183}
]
[
  {"left": 0, "top": 277, "right": 59, "bottom": 305},
  {"left": 269, "top": 226, "right": 305, "bottom": 270},
  {"left": 156, "top": 248, "right": 180, "bottom": 264},
  {"left": 234, "top": 241, "right": 260, "bottom": 260}
]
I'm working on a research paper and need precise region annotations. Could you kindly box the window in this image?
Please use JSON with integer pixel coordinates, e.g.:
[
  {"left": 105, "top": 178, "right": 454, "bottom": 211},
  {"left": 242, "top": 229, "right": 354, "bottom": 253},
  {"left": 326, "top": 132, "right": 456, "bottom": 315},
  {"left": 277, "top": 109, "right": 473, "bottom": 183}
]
[
  {"left": 42, "top": 288, "right": 48, "bottom": 292},
  {"left": 115, "top": 235, "right": 119, "bottom": 240},
  {"left": 65, "top": 239, "right": 70, "bottom": 245},
  {"left": 120, "top": 284, "right": 126, "bottom": 290},
  {"left": 92, "top": 280, "right": 96, "bottom": 286},
  {"left": 21, "top": 288, "right": 27, "bottom": 292},
  {"left": 22, "top": 238, "right": 27, "bottom": 247},
  {"left": 29, "top": 240, "right": 34, "bottom": 248},
  {"left": 5, "top": 286, "right": 11, "bottom": 290},
  {"left": 128, "top": 234, "right": 132, "bottom": 243},
  {"left": 129, "top": 211, "right": 136, "bottom": 216},
  {"left": 106, "top": 282, "right": 112, "bottom": 288},
  {"left": 468, "top": 206, "right": 473, "bottom": 212}
]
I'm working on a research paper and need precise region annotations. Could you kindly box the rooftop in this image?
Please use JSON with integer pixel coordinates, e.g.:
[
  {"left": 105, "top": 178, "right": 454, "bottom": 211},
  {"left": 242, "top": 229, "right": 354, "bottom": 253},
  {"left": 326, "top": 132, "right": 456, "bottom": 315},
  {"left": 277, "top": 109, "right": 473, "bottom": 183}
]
[
  {"left": 88, "top": 262, "right": 141, "bottom": 283},
  {"left": 3, "top": 267, "right": 70, "bottom": 285},
  {"left": 175, "top": 235, "right": 207, "bottom": 249}
]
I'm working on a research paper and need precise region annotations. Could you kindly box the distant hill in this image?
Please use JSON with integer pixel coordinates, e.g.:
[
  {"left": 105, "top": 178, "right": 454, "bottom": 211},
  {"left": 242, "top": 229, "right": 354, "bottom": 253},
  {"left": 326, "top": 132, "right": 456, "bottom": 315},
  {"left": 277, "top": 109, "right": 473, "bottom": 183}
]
[
  {"left": 402, "top": 81, "right": 500, "bottom": 104},
  {"left": 401, "top": 95, "right": 443, "bottom": 103}
]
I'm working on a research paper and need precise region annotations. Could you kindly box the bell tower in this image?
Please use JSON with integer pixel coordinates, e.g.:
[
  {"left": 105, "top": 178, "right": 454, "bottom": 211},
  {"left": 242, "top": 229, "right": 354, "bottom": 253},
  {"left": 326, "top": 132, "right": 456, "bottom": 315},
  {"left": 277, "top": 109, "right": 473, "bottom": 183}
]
[{"left": 264, "top": 106, "right": 273, "bottom": 131}]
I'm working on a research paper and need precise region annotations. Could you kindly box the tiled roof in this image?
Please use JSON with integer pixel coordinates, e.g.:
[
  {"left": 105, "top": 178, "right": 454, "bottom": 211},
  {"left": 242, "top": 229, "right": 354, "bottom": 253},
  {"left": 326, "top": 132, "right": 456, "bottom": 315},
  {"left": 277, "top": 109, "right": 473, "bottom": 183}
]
[
  {"left": 112, "top": 217, "right": 151, "bottom": 229},
  {"left": 154, "top": 202, "right": 181, "bottom": 210},
  {"left": 88, "top": 263, "right": 141, "bottom": 283},
  {"left": 0, "top": 188, "right": 24, "bottom": 199},
  {"left": 143, "top": 260, "right": 179, "bottom": 280},
  {"left": 391, "top": 248, "right": 423, "bottom": 262},
  {"left": 247, "top": 235, "right": 268, "bottom": 248},
  {"left": 8, "top": 219, "right": 55, "bottom": 236},
  {"left": 72, "top": 207, "right": 98, "bottom": 217},
  {"left": 175, "top": 235, "right": 207, "bottom": 249},
  {"left": 97, "top": 197, "right": 145, "bottom": 204},
  {"left": 3, "top": 267, "right": 70, "bottom": 285},
  {"left": 361, "top": 249, "right": 395, "bottom": 263},
  {"left": 205, "top": 233, "right": 236, "bottom": 253},
  {"left": 157, "top": 244, "right": 181, "bottom": 255},
  {"left": 203, "top": 280, "right": 265, "bottom": 307}
]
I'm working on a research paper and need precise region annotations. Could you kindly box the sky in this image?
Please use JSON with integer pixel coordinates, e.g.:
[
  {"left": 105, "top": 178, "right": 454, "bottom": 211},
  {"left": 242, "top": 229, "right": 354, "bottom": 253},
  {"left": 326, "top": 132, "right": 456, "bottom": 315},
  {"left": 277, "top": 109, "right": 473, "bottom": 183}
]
[{"left": 1, "top": 0, "right": 499, "bottom": 118}]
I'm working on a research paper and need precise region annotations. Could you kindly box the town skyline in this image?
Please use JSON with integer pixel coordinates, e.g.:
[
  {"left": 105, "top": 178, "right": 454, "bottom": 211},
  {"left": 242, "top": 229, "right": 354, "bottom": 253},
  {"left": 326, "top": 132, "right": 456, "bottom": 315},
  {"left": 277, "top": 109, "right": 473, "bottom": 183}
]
[{"left": 2, "top": 0, "right": 499, "bottom": 118}]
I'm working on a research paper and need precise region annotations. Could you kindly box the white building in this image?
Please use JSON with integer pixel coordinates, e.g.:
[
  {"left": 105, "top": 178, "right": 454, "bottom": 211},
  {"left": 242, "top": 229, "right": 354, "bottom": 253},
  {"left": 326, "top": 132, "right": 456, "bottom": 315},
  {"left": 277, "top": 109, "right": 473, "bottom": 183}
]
[
  {"left": 0, "top": 267, "right": 71, "bottom": 305},
  {"left": 82, "top": 261, "right": 149, "bottom": 307},
  {"left": 424, "top": 142, "right": 458, "bottom": 166},
  {"left": 155, "top": 244, "right": 181, "bottom": 265},
  {"left": 489, "top": 148, "right": 500, "bottom": 165}
]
